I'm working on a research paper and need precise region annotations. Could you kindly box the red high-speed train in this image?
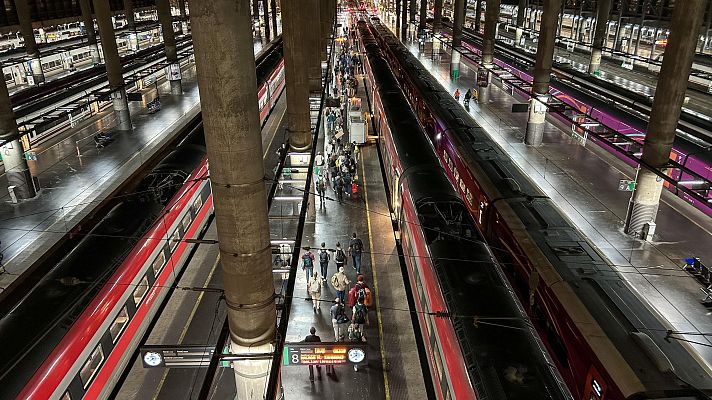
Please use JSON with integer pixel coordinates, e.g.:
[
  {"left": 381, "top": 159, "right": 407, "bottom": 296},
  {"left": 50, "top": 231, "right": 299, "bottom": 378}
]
[
  {"left": 0, "top": 45, "right": 285, "bottom": 400},
  {"left": 367, "top": 16, "right": 712, "bottom": 400},
  {"left": 358, "top": 17, "right": 571, "bottom": 400}
]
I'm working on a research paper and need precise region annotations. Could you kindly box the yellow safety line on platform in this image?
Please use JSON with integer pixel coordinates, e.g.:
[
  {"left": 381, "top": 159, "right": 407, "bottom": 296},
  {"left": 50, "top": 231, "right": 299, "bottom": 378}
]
[
  {"left": 152, "top": 255, "right": 221, "bottom": 400},
  {"left": 361, "top": 150, "right": 392, "bottom": 400}
]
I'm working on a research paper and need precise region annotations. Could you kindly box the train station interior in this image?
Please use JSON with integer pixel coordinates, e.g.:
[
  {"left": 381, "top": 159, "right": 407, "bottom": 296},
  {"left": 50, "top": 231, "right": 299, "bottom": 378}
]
[{"left": 0, "top": 0, "right": 710, "bottom": 399}]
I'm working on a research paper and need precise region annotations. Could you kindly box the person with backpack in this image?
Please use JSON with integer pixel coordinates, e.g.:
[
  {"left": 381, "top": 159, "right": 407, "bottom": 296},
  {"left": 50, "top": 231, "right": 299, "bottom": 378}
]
[
  {"left": 330, "top": 297, "right": 349, "bottom": 341},
  {"left": 348, "top": 233, "right": 364, "bottom": 274},
  {"left": 318, "top": 242, "right": 330, "bottom": 281},
  {"left": 334, "top": 242, "right": 347, "bottom": 271},
  {"left": 316, "top": 175, "right": 327, "bottom": 206},
  {"left": 302, "top": 247, "right": 315, "bottom": 293},
  {"left": 334, "top": 175, "right": 344, "bottom": 203},
  {"left": 308, "top": 271, "right": 322, "bottom": 312},
  {"left": 352, "top": 297, "right": 369, "bottom": 342},
  {"left": 348, "top": 275, "right": 373, "bottom": 308},
  {"left": 330, "top": 266, "right": 350, "bottom": 304}
]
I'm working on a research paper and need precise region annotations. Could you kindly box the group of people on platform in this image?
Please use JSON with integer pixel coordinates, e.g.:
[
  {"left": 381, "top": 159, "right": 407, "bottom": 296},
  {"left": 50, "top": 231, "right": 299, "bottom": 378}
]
[{"left": 301, "top": 232, "right": 371, "bottom": 379}]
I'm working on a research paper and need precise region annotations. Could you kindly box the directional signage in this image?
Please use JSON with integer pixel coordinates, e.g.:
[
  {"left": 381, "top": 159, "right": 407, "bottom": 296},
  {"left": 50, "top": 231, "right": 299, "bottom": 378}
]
[
  {"left": 282, "top": 342, "right": 367, "bottom": 366},
  {"left": 140, "top": 345, "right": 214, "bottom": 368},
  {"left": 618, "top": 179, "right": 635, "bottom": 192}
]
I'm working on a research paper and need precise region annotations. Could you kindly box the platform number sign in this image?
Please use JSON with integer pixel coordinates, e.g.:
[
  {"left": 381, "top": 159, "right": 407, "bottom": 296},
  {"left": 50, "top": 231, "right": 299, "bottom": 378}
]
[
  {"left": 618, "top": 179, "right": 635, "bottom": 192},
  {"left": 282, "top": 343, "right": 367, "bottom": 366}
]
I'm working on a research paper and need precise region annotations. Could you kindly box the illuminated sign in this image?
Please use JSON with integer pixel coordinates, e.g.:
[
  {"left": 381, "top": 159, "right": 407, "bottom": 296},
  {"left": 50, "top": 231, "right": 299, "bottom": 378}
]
[{"left": 282, "top": 342, "right": 367, "bottom": 366}]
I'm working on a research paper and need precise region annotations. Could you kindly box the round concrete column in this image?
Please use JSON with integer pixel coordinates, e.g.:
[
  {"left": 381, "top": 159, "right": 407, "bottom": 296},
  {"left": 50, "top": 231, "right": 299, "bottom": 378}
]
[
  {"left": 589, "top": 0, "right": 611, "bottom": 74},
  {"left": 306, "top": 0, "right": 322, "bottom": 94},
  {"left": 79, "top": 0, "right": 102, "bottom": 65},
  {"left": 515, "top": 0, "right": 526, "bottom": 46},
  {"left": 15, "top": 0, "right": 44, "bottom": 85},
  {"left": 482, "top": 0, "right": 501, "bottom": 65},
  {"left": 433, "top": 0, "right": 444, "bottom": 32},
  {"left": 0, "top": 78, "right": 35, "bottom": 199},
  {"left": 625, "top": 0, "right": 706, "bottom": 238},
  {"left": 451, "top": 0, "right": 465, "bottom": 78},
  {"left": 124, "top": 0, "right": 139, "bottom": 51},
  {"left": 524, "top": 0, "right": 561, "bottom": 146},
  {"left": 94, "top": 0, "right": 133, "bottom": 130},
  {"left": 157, "top": 0, "right": 182, "bottom": 94},
  {"left": 111, "top": 88, "right": 132, "bottom": 131},
  {"left": 189, "top": 0, "right": 276, "bottom": 395},
  {"left": 283, "top": 0, "right": 313, "bottom": 150}
]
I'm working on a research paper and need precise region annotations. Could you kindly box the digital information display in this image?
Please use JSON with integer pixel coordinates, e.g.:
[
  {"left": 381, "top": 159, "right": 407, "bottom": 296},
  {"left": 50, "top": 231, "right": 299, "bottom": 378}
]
[{"left": 282, "top": 342, "right": 367, "bottom": 366}]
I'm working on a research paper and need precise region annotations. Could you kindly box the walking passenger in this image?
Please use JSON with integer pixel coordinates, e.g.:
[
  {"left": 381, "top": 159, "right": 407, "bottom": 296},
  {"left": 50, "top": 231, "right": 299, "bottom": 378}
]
[
  {"left": 302, "top": 247, "right": 315, "bottom": 292},
  {"left": 319, "top": 242, "right": 330, "bottom": 280},
  {"left": 308, "top": 271, "right": 322, "bottom": 312},
  {"left": 304, "top": 327, "right": 322, "bottom": 381},
  {"left": 349, "top": 233, "right": 364, "bottom": 274},
  {"left": 330, "top": 266, "right": 350, "bottom": 304},
  {"left": 316, "top": 175, "right": 327, "bottom": 206},
  {"left": 331, "top": 298, "right": 348, "bottom": 341},
  {"left": 454, "top": 88, "right": 461, "bottom": 101},
  {"left": 334, "top": 242, "right": 347, "bottom": 270},
  {"left": 352, "top": 297, "right": 369, "bottom": 342}
]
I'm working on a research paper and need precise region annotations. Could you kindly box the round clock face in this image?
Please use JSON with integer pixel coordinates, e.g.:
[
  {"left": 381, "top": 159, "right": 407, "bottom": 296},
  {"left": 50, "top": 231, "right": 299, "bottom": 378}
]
[
  {"left": 143, "top": 351, "right": 163, "bottom": 367},
  {"left": 348, "top": 348, "right": 365, "bottom": 364}
]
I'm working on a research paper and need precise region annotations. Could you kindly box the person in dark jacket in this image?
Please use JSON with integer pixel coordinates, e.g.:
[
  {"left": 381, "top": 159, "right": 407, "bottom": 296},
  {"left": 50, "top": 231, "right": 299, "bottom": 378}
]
[{"left": 304, "top": 327, "right": 322, "bottom": 381}]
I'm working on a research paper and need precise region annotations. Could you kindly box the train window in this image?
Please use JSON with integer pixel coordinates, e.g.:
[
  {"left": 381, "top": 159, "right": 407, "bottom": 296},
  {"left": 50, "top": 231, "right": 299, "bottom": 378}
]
[
  {"left": 459, "top": 180, "right": 466, "bottom": 193},
  {"left": 170, "top": 229, "right": 181, "bottom": 252},
  {"left": 465, "top": 189, "right": 473, "bottom": 206},
  {"left": 193, "top": 195, "right": 203, "bottom": 214},
  {"left": 152, "top": 250, "right": 166, "bottom": 276},
  {"left": 61, "top": 392, "right": 71, "bottom": 400},
  {"left": 109, "top": 307, "right": 129, "bottom": 343},
  {"left": 181, "top": 213, "right": 192, "bottom": 233},
  {"left": 133, "top": 276, "right": 150, "bottom": 306},
  {"left": 80, "top": 345, "right": 105, "bottom": 388}
]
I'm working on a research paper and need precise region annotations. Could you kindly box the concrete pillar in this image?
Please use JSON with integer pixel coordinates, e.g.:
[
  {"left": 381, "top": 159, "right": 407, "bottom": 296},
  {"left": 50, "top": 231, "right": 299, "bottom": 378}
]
[
  {"left": 589, "top": 0, "right": 612, "bottom": 73},
  {"left": 179, "top": 0, "right": 189, "bottom": 34},
  {"left": 474, "top": 0, "right": 483, "bottom": 33},
  {"left": 283, "top": 0, "right": 313, "bottom": 150},
  {"left": 190, "top": 0, "right": 277, "bottom": 394},
  {"left": 157, "top": 0, "right": 182, "bottom": 95},
  {"left": 0, "top": 81, "right": 35, "bottom": 199},
  {"left": 478, "top": 0, "right": 500, "bottom": 102},
  {"left": 401, "top": 0, "right": 408, "bottom": 39},
  {"left": 409, "top": 0, "right": 417, "bottom": 26},
  {"left": 124, "top": 0, "right": 139, "bottom": 51},
  {"left": 271, "top": 0, "right": 278, "bottom": 36},
  {"left": 624, "top": 0, "right": 705, "bottom": 238},
  {"left": 93, "top": 0, "right": 132, "bottom": 131},
  {"left": 15, "top": 0, "right": 44, "bottom": 85},
  {"left": 262, "top": 0, "right": 271, "bottom": 41},
  {"left": 613, "top": 0, "right": 626, "bottom": 51},
  {"left": 419, "top": 0, "right": 427, "bottom": 33},
  {"left": 433, "top": 0, "right": 444, "bottom": 32},
  {"left": 515, "top": 0, "right": 526, "bottom": 46},
  {"left": 632, "top": 1, "right": 647, "bottom": 59},
  {"left": 396, "top": 0, "right": 402, "bottom": 31},
  {"left": 252, "top": 0, "right": 260, "bottom": 21},
  {"left": 79, "top": 0, "right": 102, "bottom": 65},
  {"left": 524, "top": 0, "right": 561, "bottom": 146},
  {"left": 451, "top": 0, "right": 465, "bottom": 78},
  {"left": 306, "top": 0, "right": 322, "bottom": 94},
  {"left": 320, "top": 0, "right": 331, "bottom": 63}
]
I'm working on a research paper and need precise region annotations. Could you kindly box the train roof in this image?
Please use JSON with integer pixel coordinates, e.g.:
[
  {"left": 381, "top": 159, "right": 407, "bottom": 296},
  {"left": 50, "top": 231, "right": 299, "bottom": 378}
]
[
  {"left": 428, "top": 232, "right": 570, "bottom": 399},
  {"left": 372, "top": 18, "right": 712, "bottom": 397}
]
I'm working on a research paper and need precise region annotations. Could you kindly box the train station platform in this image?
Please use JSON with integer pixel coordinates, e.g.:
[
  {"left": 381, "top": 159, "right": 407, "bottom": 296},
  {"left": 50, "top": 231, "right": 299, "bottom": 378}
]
[
  {"left": 392, "top": 22, "right": 712, "bottom": 360},
  {"left": 115, "top": 23, "right": 427, "bottom": 399},
  {"left": 0, "top": 38, "right": 273, "bottom": 296}
]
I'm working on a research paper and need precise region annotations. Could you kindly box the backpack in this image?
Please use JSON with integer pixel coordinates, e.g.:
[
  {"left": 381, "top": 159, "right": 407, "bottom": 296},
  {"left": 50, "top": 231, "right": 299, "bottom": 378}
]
[
  {"left": 330, "top": 274, "right": 339, "bottom": 289},
  {"left": 352, "top": 238, "right": 363, "bottom": 253},
  {"left": 317, "top": 178, "right": 326, "bottom": 193},
  {"left": 353, "top": 304, "right": 367, "bottom": 324},
  {"left": 335, "top": 248, "right": 346, "bottom": 263},
  {"left": 319, "top": 250, "right": 329, "bottom": 263},
  {"left": 357, "top": 286, "right": 366, "bottom": 303},
  {"left": 347, "top": 286, "right": 358, "bottom": 307},
  {"left": 302, "top": 252, "right": 313, "bottom": 268},
  {"left": 363, "top": 287, "right": 373, "bottom": 307}
]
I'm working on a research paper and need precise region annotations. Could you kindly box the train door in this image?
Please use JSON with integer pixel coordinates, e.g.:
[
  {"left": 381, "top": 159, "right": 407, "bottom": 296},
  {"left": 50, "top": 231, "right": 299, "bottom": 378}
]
[{"left": 582, "top": 366, "right": 606, "bottom": 400}]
